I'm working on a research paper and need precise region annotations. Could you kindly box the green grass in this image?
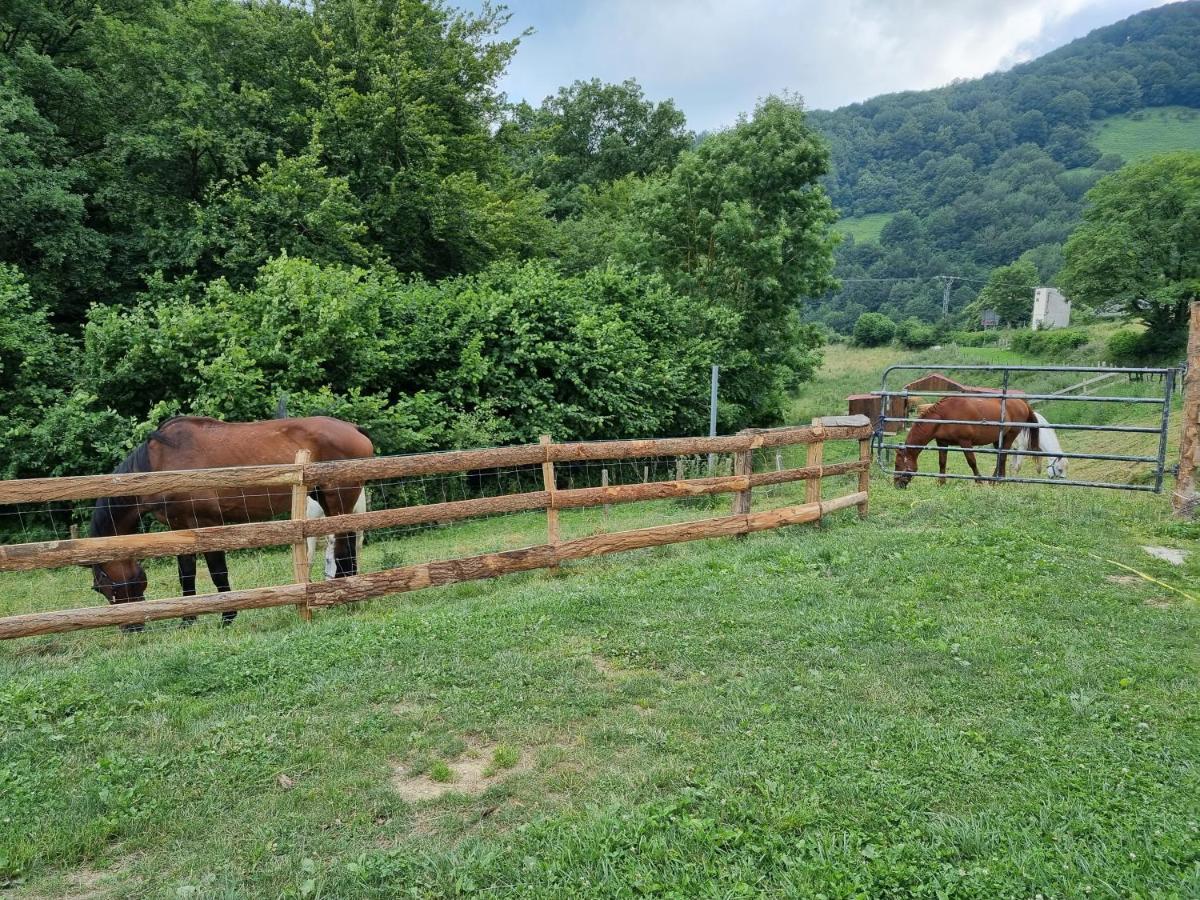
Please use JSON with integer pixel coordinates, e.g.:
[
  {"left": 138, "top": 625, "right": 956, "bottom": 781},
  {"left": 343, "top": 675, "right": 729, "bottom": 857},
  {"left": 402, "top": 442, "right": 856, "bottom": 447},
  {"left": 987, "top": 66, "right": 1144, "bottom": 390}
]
[
  {"left": 2, "top": 345, "right": 1197, "bottom": 898},
  {"left": 1093, "top": 106, "right": 1200, "bottom": 163},
  {"left": 835, "top": 211, "right": 894, "bottom": 244}
]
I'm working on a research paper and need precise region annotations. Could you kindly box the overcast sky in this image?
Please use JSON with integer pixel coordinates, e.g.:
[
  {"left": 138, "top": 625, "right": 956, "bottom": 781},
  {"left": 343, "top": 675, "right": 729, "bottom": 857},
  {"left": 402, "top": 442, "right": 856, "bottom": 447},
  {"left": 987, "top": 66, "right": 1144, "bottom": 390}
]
[{"left": 469, "top": 0, "right": 1171, "bottom": 130}]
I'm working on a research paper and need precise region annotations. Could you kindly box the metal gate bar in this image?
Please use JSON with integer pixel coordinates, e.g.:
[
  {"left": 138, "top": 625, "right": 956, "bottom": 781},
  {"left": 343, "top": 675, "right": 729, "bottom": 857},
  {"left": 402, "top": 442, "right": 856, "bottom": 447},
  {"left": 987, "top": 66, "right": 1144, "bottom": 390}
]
[
  {"left": 874, "top": 363, "right": 1178, "bottom": 493},
  {"left": 877, "top": 444, "right": 1159, "bottom": 464},
  {"left": 878, "top": 418, "right": 1161, "bottom": 434},
  {"left": 894, "top": 390, "right": 1164, "bottom": 403}
]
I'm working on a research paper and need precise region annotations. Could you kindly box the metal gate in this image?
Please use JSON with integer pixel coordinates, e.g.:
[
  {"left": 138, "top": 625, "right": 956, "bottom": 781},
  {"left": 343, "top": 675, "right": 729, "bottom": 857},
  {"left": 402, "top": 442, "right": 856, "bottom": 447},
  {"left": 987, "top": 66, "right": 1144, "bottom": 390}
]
[{"left": 873, "top": 364, "right": 1178, "bottom": 492}]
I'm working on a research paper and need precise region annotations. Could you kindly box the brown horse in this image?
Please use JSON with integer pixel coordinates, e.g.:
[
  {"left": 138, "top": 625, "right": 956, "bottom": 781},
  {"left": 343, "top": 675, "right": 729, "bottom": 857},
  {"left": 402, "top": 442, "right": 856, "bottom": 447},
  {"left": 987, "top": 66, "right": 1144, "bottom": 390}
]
[
  {"left": 894, "top": 396, "right": 1038, "bottom": 488},
  {"left": 89, "top": 416, "right": 373, "bottom": 630}
]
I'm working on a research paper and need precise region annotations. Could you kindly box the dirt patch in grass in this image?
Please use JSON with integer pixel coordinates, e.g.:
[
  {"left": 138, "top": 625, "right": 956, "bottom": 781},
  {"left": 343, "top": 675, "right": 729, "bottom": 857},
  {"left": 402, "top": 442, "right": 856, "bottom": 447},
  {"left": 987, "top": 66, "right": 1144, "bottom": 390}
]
[
  {"left": 1106, "top": 575, "right": 1143, "bottom": 587},
  {"left": 391, "top": 737, "right": 534, "bottom": 802},
  {"left": 17, "top": 860, "right": 136, "bottom": 900}
]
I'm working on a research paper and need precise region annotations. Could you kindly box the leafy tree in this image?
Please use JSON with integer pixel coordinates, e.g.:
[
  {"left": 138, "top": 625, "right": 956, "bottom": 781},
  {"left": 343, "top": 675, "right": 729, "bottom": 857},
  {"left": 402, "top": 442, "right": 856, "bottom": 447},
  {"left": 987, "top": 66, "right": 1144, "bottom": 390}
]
[
  {"left": 0, "top": 264, "right": 131, "bottom": 478},
  {"left": 969, "top": 260, "right": 1038, "bottom": 327},
  {"left": 632, "top": 95, "right": 838, "bottom": 424},
  {"left": 186, "top": 149, "right": 370, "bottom": 285},
  {"left": 1061, "top": 152, "right": 1199, "bottom": 345},
  {"left": 853, "top": 312, "right": 895, "bottom": 347},
  {"left": 500, "top": 78, "right": 691, "bottom": 217},
  {"left": 896, "top": 317, "right": 937, "bottom": 348}
]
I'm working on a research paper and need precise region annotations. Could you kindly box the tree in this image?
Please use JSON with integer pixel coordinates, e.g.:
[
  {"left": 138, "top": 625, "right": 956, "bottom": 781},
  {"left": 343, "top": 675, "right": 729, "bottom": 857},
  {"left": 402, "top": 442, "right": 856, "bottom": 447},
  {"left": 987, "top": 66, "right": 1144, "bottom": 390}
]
[
  {"left": 1061, "top": 152, "right": 1200, "bottom": 345},
  {"left": 186, "top": 149, "right": 370, "bottom": 285},
  {"left": 500, "top": 78, "right": 691, "bottom": 217},
  {"left": 970, "top": 260, "right": 1038, "bottom": 327},
  {"left": 853, "top": 312, "right": 895, "bottom": 347},
  {"left": 632, "top": 95, "right": 838, "bottom": 424}
]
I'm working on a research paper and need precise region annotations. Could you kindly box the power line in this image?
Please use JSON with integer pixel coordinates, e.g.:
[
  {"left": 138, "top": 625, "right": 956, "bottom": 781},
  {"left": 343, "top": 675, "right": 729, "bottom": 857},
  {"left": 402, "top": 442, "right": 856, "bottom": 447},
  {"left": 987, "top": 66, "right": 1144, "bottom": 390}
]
[{"left": 838, "top": 274, "right": 988, "bottom": 285}]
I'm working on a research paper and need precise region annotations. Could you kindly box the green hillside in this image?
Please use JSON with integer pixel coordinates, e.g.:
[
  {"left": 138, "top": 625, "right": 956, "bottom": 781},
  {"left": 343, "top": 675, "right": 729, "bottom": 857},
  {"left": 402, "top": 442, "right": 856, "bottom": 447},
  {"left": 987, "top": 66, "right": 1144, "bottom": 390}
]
[
  {"left": 1093, "top": 105, "right": 1200, "bottom": 162},
  {"left": 807, "top": 1, "right": 1200, "bottom": 331}
]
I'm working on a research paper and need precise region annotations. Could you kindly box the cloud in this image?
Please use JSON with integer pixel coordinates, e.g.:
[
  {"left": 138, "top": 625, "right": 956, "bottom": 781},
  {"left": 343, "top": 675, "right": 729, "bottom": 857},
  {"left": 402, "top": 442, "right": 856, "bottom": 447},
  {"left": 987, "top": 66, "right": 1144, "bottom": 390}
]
[{"left": 486, "top": 0, "right": 1164, "bottom": 130}]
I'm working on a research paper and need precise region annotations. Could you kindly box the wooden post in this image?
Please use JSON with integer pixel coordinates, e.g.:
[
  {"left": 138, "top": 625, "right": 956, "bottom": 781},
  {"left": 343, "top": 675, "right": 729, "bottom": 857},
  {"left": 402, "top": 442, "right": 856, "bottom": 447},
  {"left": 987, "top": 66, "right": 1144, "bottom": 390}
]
[
  {"left": 540, "top": 435, "right": 560, "bottom": 556},
  {"left": 1175, "top": 301, "right": 1200, "bottom": 517},
  {"left": 731, "top": 432, "right": 753, "bottom": 533},
  {"left": 857, "top": 437, "right": 871, "bottom": 519},
  {"left": 601, "top": 468, "right": 610, "bottom": 526},
  {"left": 806, "top": 418, "right": 825, "bottom": 514},
  {"left": 290, "top": 449, "right": 313, "bottom": 621},
  {"left": 676, "top": 457, "right": 685, "bottom": 483}
]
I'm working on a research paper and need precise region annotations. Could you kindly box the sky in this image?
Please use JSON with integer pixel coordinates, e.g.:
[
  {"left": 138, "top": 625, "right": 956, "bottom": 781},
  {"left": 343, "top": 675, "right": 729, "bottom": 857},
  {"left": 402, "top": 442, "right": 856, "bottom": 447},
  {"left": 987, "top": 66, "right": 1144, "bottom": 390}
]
[{"left": 467, "top": 0, "right": 1171, "bottom": 130}]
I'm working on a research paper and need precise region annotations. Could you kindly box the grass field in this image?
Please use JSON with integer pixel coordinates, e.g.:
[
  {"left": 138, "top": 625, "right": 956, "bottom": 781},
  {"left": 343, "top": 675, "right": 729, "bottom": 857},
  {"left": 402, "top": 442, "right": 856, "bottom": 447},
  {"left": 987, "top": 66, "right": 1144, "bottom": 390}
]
[
  {"left": 2, "top": 345, "right": 1198, "bottom": 898},
  {"left": 835, "top": 212, "right": 894, "bottom": 244},
  {"left": 1092, "top": 106, "right": 1200, "bottom": 163}
]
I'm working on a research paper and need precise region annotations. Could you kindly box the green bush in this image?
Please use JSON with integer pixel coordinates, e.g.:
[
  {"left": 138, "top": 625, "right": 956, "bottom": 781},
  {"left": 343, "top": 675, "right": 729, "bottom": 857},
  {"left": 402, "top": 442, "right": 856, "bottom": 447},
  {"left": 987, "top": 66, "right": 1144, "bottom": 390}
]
[
  {"left": 73, "top": 257, "right": 738, "bottom": 468},
  {"left": 1106, "top": 329, "right": 1144, "bottom": 364},
  {"left": 1009, "top": 328, "right": 1089, "bottom": 357},
  {"left": 896, "top": 318, "right": 938, "bottom": 349},
  {"left": 950, "top": 330, "right": 1000, "bottom": 347},
  {"left": 853, "top": 312, "right": 896, "bottom": 347}
]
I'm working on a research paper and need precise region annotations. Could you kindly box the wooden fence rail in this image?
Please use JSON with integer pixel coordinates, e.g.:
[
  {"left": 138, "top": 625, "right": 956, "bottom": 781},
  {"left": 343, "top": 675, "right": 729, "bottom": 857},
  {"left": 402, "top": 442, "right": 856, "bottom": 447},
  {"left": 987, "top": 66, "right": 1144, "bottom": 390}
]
[{"left": 0, "top": 417, "right": 872, "bottom": 640}]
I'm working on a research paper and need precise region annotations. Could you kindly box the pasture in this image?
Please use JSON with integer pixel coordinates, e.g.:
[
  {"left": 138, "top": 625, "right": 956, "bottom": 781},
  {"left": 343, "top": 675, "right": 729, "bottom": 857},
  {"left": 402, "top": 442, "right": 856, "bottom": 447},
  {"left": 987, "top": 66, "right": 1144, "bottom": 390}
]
[
  {"left": 2, "top": 344, "right": 1198, "bottom": 898},
  {"left": 834, "top": 212, "right": 894, "bottom": 244},
  {"left": 1092, "top": 106, "right": 1200, "bottom": 163}
]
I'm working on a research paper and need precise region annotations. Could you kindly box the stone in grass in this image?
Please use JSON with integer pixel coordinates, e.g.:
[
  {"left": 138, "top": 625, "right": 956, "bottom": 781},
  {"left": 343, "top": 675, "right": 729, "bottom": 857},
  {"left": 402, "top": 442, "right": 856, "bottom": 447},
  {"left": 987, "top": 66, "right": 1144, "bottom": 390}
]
[{"left": 1141, "top": 546, "right": 1189, "bottom": 566}]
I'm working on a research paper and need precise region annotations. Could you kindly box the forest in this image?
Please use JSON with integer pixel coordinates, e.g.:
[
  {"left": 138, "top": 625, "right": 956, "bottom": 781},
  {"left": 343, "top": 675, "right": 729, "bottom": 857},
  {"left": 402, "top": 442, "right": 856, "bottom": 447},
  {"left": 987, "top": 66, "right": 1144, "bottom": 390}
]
[
  {"left": 807, "top": 1, "right": 1200, "bottom": 331},
  {"left": 2, "top": 0, "right": 1198, "bottom": 479}
]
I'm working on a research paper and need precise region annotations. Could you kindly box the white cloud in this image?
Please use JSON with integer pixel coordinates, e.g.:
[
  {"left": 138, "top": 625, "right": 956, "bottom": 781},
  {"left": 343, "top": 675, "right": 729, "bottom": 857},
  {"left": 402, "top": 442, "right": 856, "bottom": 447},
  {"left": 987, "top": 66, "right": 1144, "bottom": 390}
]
[{"left": 490, "top": 0, "right": 1164, "bottom": 129}]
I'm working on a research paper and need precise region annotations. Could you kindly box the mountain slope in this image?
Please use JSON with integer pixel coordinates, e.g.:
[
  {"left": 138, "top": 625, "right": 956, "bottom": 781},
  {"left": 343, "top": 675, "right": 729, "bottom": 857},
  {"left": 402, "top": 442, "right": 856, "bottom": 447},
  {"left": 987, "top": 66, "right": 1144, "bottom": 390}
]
[{"left": 806, "top": 1, "right": 1200, "bottom": 331}]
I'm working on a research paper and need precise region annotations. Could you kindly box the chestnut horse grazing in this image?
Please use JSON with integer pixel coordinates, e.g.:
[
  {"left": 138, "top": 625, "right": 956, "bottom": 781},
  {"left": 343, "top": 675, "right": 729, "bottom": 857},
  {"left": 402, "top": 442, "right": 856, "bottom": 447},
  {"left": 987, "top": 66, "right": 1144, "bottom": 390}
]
[
  {"left": 89, "top": 416, "right": 373, "bottom": 630},
  {"left": 894, "top": 397, "right": 1038, "bottom": 488}
]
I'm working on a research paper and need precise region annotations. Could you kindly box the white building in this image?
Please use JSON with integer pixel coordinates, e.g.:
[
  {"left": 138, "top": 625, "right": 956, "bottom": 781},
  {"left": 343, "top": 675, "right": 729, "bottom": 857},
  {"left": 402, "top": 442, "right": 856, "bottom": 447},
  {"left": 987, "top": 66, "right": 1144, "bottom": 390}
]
[{"left": 1031, "top": 287, "right": 1070, "bottom": 330}]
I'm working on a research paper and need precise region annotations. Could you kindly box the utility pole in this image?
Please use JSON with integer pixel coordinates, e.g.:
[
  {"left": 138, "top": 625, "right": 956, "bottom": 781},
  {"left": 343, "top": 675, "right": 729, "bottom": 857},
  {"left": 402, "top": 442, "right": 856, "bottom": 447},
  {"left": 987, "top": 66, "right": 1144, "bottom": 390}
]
[{"left": 938, "top": 276, "right": 957, "bottom": 319}]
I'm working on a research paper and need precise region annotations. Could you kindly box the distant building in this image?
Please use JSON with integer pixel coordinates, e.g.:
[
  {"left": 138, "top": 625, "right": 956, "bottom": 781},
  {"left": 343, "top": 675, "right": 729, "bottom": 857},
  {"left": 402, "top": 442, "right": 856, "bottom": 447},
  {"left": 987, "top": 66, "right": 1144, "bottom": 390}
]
[
  {"left": 981, "top": 309, "right": 1000, "bottom": 329},
  {"left": 1032, "top": 287, "right": 1071, "bottom": 330}
]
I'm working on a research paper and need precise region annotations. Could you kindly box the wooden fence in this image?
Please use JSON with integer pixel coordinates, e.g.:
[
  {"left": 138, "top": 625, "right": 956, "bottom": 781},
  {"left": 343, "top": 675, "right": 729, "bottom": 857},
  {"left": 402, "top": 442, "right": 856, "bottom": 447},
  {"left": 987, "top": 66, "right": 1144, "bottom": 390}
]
[{"left": 0, "top": 416, "right": 872, "bottom": 640}]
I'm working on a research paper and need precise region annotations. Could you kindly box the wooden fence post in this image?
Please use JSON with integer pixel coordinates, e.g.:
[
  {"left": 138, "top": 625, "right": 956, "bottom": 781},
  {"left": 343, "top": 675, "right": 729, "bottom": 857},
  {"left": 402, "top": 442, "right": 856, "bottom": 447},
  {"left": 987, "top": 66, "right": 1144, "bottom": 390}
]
[
  {"left": 1175, "top": 300, "right": 1200, "bottom": 517},
  {"left": 290, "top": 449, "right": 313, "bottom": 621},
  {"left": 807, "top": 418, "right": 825, "bottom": 519},
  {"left": 601, "top": 468, "right": 610, "bottom": 525},
  {"left": 857, "top": 437, "right": 871, "bottom": 519},
  {"left": 540, "top": 435, "right": 560, "bottom": 560},
  {"left": 731, "top": 431, "right": 753, "bottom": 528}
]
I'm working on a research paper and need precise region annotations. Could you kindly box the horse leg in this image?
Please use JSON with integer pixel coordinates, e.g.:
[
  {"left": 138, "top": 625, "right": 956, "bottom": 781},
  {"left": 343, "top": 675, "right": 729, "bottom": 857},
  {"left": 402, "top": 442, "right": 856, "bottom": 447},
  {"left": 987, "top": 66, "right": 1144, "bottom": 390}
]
[
  {"left": 204, "top": 550, "right": 237, "bottom": 626},
  {"left": 316, "top": 485, "right": 362, "bottom": 579},
  {"left": 333, "top": 533, "right": 357, "bottom": 578},
  {"left": 178, "top": 553, "right": 198, "bottom": 627},
  {"left": 961, "top": 442, "right": 983, "bottom": 482},
  {"left": 936, "top": 440, "right": 948, "bottom": 485}
]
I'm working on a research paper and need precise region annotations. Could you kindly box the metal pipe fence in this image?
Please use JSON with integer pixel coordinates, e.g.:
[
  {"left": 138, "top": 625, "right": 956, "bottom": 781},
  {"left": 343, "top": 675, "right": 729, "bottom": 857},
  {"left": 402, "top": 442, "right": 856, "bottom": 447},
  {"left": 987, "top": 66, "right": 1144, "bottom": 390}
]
[{"left": 873, "top": 363, "right": 1179, "bottom": 493}]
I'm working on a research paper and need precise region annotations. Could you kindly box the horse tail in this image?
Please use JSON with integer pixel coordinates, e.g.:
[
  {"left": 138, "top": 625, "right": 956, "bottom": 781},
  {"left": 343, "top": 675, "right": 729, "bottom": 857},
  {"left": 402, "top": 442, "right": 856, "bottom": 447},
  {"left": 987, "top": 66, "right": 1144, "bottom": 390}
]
[{"left": 1025, "top": 406, "right": 1040, "bottom": 452}]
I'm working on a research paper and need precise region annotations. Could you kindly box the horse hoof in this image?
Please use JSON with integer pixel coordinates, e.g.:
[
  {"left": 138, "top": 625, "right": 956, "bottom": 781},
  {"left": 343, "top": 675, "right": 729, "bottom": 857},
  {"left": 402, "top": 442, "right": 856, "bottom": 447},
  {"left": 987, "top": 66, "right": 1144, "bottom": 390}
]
[
  {"left": 120, "top": 622, "right": 145, "bottom": 635},
  {"left": 180, "top": 617, "right": 196, "bottom": 628},
  {"left": 219, "top": 613, "right": 237, "bottom": 628}
]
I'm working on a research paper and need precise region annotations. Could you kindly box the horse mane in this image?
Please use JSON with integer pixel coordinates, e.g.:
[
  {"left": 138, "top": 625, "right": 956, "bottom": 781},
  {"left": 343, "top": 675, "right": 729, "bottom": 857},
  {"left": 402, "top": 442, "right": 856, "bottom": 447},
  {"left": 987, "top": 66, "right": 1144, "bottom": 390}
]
[{"left": 88, "top": 421, "right": 182, "bottom": 537}]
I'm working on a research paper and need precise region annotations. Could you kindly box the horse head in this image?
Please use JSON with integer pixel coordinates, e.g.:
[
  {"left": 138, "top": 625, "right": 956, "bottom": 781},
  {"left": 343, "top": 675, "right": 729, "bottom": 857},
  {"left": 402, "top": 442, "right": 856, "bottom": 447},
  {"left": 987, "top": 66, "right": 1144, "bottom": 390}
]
[
  {"left": 893, "top": 447, "right": 916, "bottom": 489},
  {"left": 92, "top": 559, "right": 148, "bottom": 604}
]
